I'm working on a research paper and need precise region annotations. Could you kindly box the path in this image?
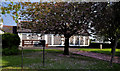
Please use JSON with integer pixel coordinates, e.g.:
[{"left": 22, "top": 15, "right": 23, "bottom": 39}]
[
  {"left": 72, "top": 51, "right": 120, "bottom": 64},
  {"left": 68, "top": 48, "right": 120, "bottom": 64}
]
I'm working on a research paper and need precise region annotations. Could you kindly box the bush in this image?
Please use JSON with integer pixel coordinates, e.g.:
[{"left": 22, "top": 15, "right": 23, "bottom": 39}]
[
  {"left": 2, "top": 33, "right": 20, "bottom": 55},
  {"left": 2, "top": 46, "right": 20, "bottom": 55}
]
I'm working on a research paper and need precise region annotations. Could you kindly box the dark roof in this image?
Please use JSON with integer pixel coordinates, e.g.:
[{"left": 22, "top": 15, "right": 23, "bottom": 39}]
[
  {"left": 2, "top": 25, "right": 17, "bottom": 34},
  {"left": 17, "top": 29, "right": 32, "bottom": 33}
]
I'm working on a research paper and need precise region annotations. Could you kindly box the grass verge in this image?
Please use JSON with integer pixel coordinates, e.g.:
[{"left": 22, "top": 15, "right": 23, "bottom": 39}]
[{"left": 78, "top": 48, "right": 120, "bottom": 56}]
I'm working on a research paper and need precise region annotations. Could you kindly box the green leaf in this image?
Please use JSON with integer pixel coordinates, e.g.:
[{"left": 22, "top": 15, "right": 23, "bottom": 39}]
[
  {"left": 12, "top": 16, "right": 15, "bottom": 20},
  {"left": 16, "top": 13, "right": 19, "bottom": 17},
  {"left": 11, "top": 2, "right": 13, "bottom": 4},
  {"left": 1, "top": 18, "right": 3, "bottom": 22},
  {"left": 15, "top": 20, "right": 18, "bottom": 23},
  {"left": 7, "top": 10, "right": 10, "bottom": 14},
  {"left": 15, "top": 8, "right": 18, "bottom": 12},
  {"left": 2, "top": 11, "right": 5, "bottom": 14}
]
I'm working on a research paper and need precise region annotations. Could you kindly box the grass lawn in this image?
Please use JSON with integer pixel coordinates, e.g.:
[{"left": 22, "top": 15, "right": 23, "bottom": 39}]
[
  {"left": 1, "top": 49, "right": 120, "bottom": 70},
  {"left": 77, "top": 48, "right": 120, "bottom": 57}
]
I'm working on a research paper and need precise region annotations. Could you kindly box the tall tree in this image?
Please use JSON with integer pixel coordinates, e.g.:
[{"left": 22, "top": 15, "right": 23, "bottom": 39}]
[
  {"left": 90, "top": 2, "right": 120, "bottom": 66},
  {"left": 19, "top": 2, "right": 92, "bottom": 55}
]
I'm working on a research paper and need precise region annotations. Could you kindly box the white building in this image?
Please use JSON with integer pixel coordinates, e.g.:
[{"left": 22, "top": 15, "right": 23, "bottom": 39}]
[
  {"left": 18, "top": 32, "right": 90, "bottom": 47},
  {"left": 17, "top": 21, "right": 90, "bottom": 47}
]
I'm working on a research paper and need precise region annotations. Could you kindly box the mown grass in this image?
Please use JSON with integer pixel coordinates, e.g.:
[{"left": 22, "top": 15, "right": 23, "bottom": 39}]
[
  {"left": 78, "top": 48, "right": 120, "bottom": 57},
  {"left": 2, "top": 49, "right": 120, "bottom": 70}
]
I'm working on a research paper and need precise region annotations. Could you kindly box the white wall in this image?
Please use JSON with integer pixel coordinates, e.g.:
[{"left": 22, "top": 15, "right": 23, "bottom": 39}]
[
  {"left": 19, "top": 33, "right": 90, "bottom": 47},
  {"left": 18, "top": 33, "right": 22, "bottom": 46},
  {"left": 0, "top": 30, "right": 4, "bottom": 34}
]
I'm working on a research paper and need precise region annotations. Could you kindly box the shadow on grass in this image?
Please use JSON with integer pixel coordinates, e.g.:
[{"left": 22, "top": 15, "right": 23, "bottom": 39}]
[
  {"left": 2, "top": 49, "right": 120, "bottom": 70},
  {"left": 2, "top": 55, "right": 22, "bottom": 69},
  {"left": 2, "top": 49, "right": 63, "bottom": 69},
  {"left": 23, "top": 49, "right": 63, "bottom": 54}
]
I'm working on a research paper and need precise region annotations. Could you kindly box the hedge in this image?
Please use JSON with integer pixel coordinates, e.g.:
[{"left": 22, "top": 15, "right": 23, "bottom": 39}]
[{"left": 2, "top": 33, "right": 20, "bottom": 55}]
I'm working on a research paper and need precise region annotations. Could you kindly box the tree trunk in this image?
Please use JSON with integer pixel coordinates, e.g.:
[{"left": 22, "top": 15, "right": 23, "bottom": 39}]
[
  {"left": 110, "top": 38, "right": 118, "bottom": 67},
  {"left": 63, "top": 37, "right": 69, "bottom": 55}
]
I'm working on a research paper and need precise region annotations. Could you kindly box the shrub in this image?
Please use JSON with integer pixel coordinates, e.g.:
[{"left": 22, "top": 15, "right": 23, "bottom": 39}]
[
  {"left": 2, "top": 33, "right": 20, "bottom": 55},
  {"left": 2, "top": 46, "right": 20, "bottom": 55}
]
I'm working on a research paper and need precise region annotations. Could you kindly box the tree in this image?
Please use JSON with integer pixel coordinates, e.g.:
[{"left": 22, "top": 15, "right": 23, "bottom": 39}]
[
  {"left": 1, "top": 2, "right": 21, "bottom": 23},
  {"left": 19, "top": 2, "right": 93, "bottom": 55},
  {"left": 5, "top": 2, "right": 119, "bottom": 57},
  {"left": 90, "top": 2, "right": 120, "bottom": 66}
]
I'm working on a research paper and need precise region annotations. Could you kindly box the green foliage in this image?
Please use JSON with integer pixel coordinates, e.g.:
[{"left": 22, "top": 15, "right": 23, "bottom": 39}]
[
  {"left": 2, "top": 33, "right": 20, "bottom": 55},
  {"left": 19, "top": 2, "right": 92, "bottom": 36},
  {"left": 2, "top": 2, "right": 21, "bottom": 23},
  {"left": 2, "top": 10, "right": 5, "bottom": 14},
  {"left": 7, "top": 10, "right": 10, "bottom": 14},
  {"left": 78, "top": 48, "right": 120, "bottom": 56},
  {"left": 2, "top": 46, "right": 20, "bottom": 55},
  {"left": 91, "top": 2, "right": 120, "bottom": 41}
]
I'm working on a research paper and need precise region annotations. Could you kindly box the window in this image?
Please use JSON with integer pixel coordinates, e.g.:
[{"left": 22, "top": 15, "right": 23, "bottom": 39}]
[
  {"left": 54, "top": 35, "right": 62, "bottom": 45},
  {"left": 69, "top": 36, "right": 74, "bottom": 45},
  {"left": 47, "top": 34, "right": 52, "bottom": 45},
  {"left": 80, "top": 36, "right": 84, "bottom": 45},
  {"left": 85, "top": 37, "right": 89, "bottom": 45},
  {"left": 75, "top": 36, "right": 79, "bottom": 45}
]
